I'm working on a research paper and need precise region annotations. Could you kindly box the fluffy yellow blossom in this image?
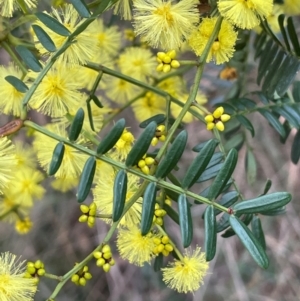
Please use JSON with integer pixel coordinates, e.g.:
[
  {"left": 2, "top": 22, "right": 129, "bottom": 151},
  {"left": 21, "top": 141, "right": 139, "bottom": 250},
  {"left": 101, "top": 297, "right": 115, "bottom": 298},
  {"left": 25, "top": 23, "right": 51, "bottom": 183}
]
[
  {"left": 218, "top": 0, "right": 273, "bottom": 29},
  {"left": 51, "top": 176, "right": 78, "bottom": 192},
  {"left": 117, "top": 225, "right": 158, "bottom": 266},
  {"left": 118, "top": 47, "right": 157, "bottom": 81},
  {"left": 0, "top": 137, "right": 16, "bottom": 194},
  {"left": 33, "top": 4, "right": 98, "bottom": 65},
  {"left": 133, "top": 0, "right": 200, "bottom": 50},
  {"left": 93, "top": 171, "right": 142, "bottom": 227},
  {"left": 0, "top": 252, "right": 37, "bottom": 301},
  {"left": 90, "top": 19, "right": 122, "bottom": 58},
  {"left": 0, "top": 0, "right": 36, "bottom": 17},
  {"left": 132, "top": 92, "right": 166, "bottom": 123},
  {"left": 105, "top": 75, "right": 142, "bottom": 105},
  {"left": 0, "top": 64, "right": 24, "bottom": 117},
  {"left": 113, "top": 0, "right": 133, "bottom": 20},
  {"left": 33, "top": 124, "right": 88, "bottom": 179},
  {"left": 15, "top": 217, "right": 33, "bottom": 234},
  {"left": 27, "top": 64, "right": 82, "bottom": 117},
  {"left": 283, "top": 0, "right": 300, "bottom": 15},
  {"left": 3, "top": 167, "right": 45, "bottom": 207},
  {"left": 189, "top": 17, "right": 238, "bottom": 65},
  {"left": 14, "top": 141, "right": 37, "bottom": 169},
  {"left": 161, "top": 247, "right": 209, "bottom": 293}
]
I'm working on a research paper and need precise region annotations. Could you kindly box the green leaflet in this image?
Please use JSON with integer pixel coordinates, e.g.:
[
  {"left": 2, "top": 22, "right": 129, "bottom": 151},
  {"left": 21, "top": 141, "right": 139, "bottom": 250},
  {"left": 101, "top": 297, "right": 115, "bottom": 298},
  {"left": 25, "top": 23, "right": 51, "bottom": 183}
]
[
  {"left": 97, "top": 119, "right": 126, "bottom": 155},
  {"left": 35, "top": 12, "right": 71, "bottom": 36},
  {"left": 141, "top": 182, "right": 157, "bottom": 235},
  {"left": 236, "top": 115, "right": 255, "bottom": 137},
  {"left": 182, "top": 139, "right": 218, "bottom": 189},
  {"left": 5, "top": 76, "right": 28, "bottom": 93},
  {"left": 178, "top": 194, "right": 193, "bottom": 248},
  {"left": 125, "top": 121, "right": 157, "bottom": 167},
  {"left": 48, "top": 142, "right": 65, "bottom": 176},
  {"left": 291, "top": 129, "right": 300, "bottom": 164},
  {"left": 68, "top": 108, "right": 85, "bottom": 142},
  {"left": 32, "top": 25, "right": 56, "bottom": 52},
  {"left": 251, "top": 216, "right": 266, "bottom": 251},
  {"left": 206, "top": 148, "right": 238, "bottom": 200},
  {"left": 70, "top": 0, "right": 91, "bottom": 18},
  {"left": 112, "top": 170, "right": 127, "bottom": 222},
  {"left": 155, "top": 130, "right": 188, "bottom": 179},
  {"left": 139, "top": 114, "right": 165, "bottom": 128},
  {"left": 233, "top": 192, "right": 292, "bottom": 215},
  {"left": 15, "top": 45, "right": 42, "bottom": 72},
  {"left": 204, "top": 205, "right": 217, "bottom": 261},
  {"left": 77, "top": 157, "right": 96, "bottom": 203},
  {"left": 245, "top": 149, "right": 257, "bottom": 186},
  {"left": 229, "top": 215, "right": 269, "bottom": 269}
]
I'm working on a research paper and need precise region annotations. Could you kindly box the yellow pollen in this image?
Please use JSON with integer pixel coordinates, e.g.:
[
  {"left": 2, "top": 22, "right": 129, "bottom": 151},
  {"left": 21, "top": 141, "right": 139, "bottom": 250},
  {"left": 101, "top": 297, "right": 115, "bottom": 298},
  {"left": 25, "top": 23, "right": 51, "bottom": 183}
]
[
  {"left": 154, "top": 4, "right": 174, "bottom": 24},
  {"left": 212, "top": 41, "right": 220, "bottom": 51}
]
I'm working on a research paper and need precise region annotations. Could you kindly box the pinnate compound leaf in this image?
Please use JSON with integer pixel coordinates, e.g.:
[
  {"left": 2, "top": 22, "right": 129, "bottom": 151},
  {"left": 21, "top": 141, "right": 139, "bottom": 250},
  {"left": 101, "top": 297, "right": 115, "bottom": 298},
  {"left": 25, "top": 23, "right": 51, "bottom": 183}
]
[
  {"left": 141, "top": 182, "right": 157, "bottom": 235},
  {"left": 204, "top": 205, "right": 217, "bottom": 261},
  {"left": 125, "top": 121, "right": 157, "bottom": 167},
  {"left": 229, "top": 215, "right": 269, "bottom": 268},
  {"left": 32, "top": 25, "right": 56, "bottom": 52},
  {"left": 97, "top": 119, "right": 126, "bottom": 155},
  {"left": 178, "top": 194, "right": 193, "bottom": 248},
  {"left": 35, "top": 12, "right": 71, "bottom": 36},
  {"left": 112, "top": 170, "right": 127, "bottom": 222},
  {"left": 155, "top": 130, "right": 188, "bottom": 179},
  {"left": 77, "top": 157, "right": 96, "bottom": 203},
  {"left": 233, "top": 192, "right": 292, "bottom": 215},
  {"left": 182, "top": 139, "right": 218, "bottom": 189}
]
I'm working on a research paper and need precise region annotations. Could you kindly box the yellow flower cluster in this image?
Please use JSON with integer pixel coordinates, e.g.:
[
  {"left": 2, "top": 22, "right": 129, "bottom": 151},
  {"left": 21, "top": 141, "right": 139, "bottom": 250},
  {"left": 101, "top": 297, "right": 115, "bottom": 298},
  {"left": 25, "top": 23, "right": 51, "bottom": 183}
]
[
  {"left": 137, "top": 155, "right": 155, "bottom": 175},
  {"left": 79, "top": 202, "right": 97, "bottom": 228},
  {"left": 93, "top": 245, "right": 115, "bottom": 273},
  {"left": 205, "top": 106, "right": 231, "bottom": 131},
  {"left": 151, "top": 124, "right": 166, "bottom": 146},
  {"left": 153, "top": 203, "right": 167, "bottom": 226},
  {"left": 24, "top": 260, "right": 45, "bottom": 283},
  {"left": 153, "top": 235, "right": 174, "bottom": 256},
  {"left": 15, "top": 217, "right": 33, "bottom": 234},
  {"left": 156, "top": 50, "right": 180, "bottom": 73},
  {"left": 71, "top": 265, "right": 92, "bottom": 286}
]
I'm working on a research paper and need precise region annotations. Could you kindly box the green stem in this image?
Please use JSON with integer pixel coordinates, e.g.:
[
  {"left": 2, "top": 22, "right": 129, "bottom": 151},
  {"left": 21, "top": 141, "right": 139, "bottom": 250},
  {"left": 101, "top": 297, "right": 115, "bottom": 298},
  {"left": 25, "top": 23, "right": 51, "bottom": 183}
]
[
  {"left": 24, "top": 120, "right": 228, "bottom": 212},
  {"left": 16, "top": 0, "right": 29, "bottom": 14},
  {"left": 156, "top": 225, "right": 184, "bottom": 261},
  {"left": 178, "top": 60, "right": 199, "bottom": 66},
  {"left": 213, "top": 128, "right": 244, "bottom": 200},
  {"left": 10, "top": 14, "right": 37, "bottom": 31},
  {"left": 95, "top": 213, "right": 112, "bottom": 218},
  {"left": 1, "top": 41, "right": 27, "bottom": 76},
  {"left": 43, "top": 273, "right": 62, "bottom": 281},
  {"left": 155, "top": 16, "right": 223, "bottom": 162}
]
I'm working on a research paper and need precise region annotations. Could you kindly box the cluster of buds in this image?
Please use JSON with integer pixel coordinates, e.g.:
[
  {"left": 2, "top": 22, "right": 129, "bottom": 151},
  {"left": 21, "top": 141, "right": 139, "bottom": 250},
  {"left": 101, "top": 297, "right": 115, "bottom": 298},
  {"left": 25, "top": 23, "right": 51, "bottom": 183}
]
[
  {"left": 93, "top": 245, "right": 115, "bottom": 272},
  {"left": 205, "top": 106, "right": 231, "bottom": 131},
  {"left": 15, "top": 217, "right": 33, "bottom": 234},
  {"left": 137, "top": 155, "right": 155, "bottom": 175},
  {"left": 153, "top": 203, "right": 167, "bottom": 226},
  {"left": 79, "top": 202, "right": 97, "bottom": 228},
  {"left": 151, "top": 124, "right": 166, "bottom": 146},
  {"left": 153, "top": 235, "right": 174, "bottom": 257},
  {"left": 24, "top": 260, "right": 45, "bottom": 283},
  {"left": 156, "top": 50, "right": 180, "bottom": 73},
  {"left": 71, "top": 265, "right": 92, "bottom": 286}
]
